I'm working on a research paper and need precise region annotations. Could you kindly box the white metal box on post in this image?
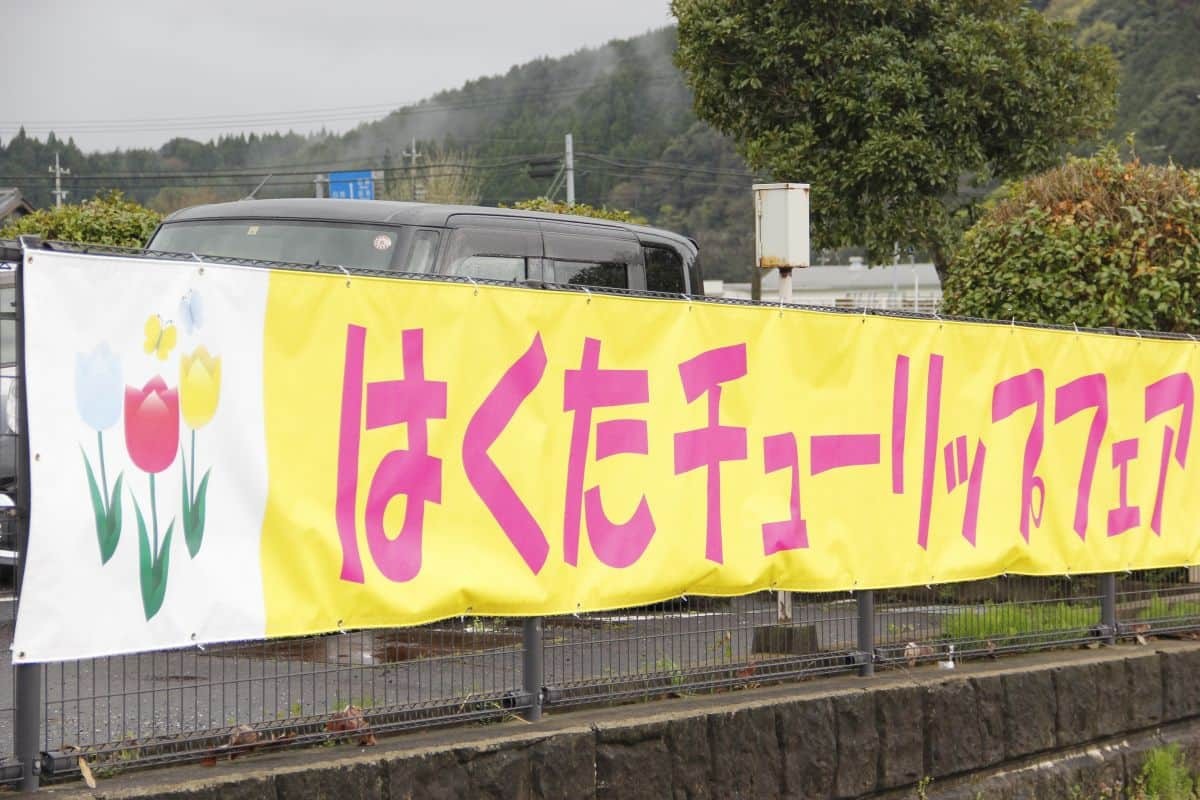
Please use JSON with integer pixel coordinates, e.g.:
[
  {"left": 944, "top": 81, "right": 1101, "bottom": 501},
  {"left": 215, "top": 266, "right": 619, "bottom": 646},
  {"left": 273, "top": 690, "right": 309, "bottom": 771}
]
[
  {"left": 752, "top": 183, "right": 810, "bottom": 624},
  {"left": 754, "top": 183, "right": 810, "bottom": 305}
]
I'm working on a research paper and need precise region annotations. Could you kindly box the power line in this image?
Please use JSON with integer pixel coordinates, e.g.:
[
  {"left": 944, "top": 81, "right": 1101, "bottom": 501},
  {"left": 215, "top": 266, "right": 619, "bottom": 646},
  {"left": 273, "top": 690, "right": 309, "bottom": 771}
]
[
  {"left": 0, "top": 75, "right": 684, "bottom": 136},
  {"left": 0, "top": 154, "right": 556, "bottom": 183}
]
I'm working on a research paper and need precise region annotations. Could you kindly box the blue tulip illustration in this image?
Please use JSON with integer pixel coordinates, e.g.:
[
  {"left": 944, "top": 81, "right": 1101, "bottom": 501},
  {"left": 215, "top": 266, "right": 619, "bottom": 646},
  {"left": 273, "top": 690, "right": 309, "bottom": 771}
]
[{"left": 76, "top": 343, "right": 124, "bottom": 563}]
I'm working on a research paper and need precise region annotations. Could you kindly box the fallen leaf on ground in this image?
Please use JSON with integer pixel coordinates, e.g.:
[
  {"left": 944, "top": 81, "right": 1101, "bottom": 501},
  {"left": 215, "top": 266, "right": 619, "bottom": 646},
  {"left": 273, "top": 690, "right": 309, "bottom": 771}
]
[
  {"left": 326, "top": 704, "right": 377, "bottom": 746},
  {"left": 78, "top": 757, "right": 97, "bottom": 789}
]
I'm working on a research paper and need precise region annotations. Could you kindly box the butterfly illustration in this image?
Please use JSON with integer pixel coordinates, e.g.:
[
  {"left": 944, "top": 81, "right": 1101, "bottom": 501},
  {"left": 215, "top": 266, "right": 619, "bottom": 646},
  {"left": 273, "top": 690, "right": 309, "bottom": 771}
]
[
  {"left": 178, "top": 290, "right": 204, "bottom": 334},
  {"left": 143, "top": 315, "right": 177, "bottom": 361}
]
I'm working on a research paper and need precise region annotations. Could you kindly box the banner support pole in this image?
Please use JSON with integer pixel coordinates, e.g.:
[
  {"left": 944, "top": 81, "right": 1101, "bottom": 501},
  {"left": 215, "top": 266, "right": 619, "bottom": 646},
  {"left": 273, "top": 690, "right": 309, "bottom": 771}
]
[
  {"left": 1100, "top": 573, "right": 1117, "bottom": 645},
  {"left": 522, "top": 617, "right": 543, "bottom": 721},
  {"left": 856, "top": 590, "right": 875, "bottom": 677},
  {"left": 13, "top": 240, "right": 41, "bottom": 790}
]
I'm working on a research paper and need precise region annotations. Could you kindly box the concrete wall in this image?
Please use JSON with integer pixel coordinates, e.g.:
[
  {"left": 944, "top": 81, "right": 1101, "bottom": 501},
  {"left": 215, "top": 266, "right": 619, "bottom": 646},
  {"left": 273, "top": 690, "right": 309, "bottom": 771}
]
[{"left": 43, "top": 642, "right": 1200, "bottom": 799}]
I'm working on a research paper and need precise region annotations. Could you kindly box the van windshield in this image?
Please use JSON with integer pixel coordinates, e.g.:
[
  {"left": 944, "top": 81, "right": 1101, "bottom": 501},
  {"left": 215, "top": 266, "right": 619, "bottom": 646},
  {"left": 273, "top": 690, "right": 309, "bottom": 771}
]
[{"left": 149, "top": 219, "right": 422, "bottom": 271}]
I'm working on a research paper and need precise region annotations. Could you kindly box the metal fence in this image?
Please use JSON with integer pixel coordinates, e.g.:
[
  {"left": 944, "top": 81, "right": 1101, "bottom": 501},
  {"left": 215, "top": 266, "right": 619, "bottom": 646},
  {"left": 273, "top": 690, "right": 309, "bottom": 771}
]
[
  {"left": 11, "top": 573, "right": 1198, "bottom": 786},
  {"left": 3, "top": 241, "right": 1200, "bottom": 789}
]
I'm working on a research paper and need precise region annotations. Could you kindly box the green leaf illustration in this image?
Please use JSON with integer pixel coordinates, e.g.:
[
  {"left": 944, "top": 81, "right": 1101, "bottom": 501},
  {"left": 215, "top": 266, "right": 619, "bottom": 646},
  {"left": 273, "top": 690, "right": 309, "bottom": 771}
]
[
  {"left": 134, "top": 498, "right": 173, "bottom": 621},
  {"left": 82, "top": 448, "right": 119, "bottom": 564},
  {"left": 181, "top": 454, "right": 191, "bottom": 519},
  {"left": 107, "top": 473, "right": 124, "bottom": 549},
  {"left": 184, "top": 468, "right": 212, "bottom": 559}
]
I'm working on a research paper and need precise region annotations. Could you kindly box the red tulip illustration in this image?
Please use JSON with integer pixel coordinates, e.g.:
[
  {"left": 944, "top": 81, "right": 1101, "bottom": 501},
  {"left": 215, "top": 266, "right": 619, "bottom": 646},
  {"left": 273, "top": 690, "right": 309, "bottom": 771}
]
[
  {"left": 124, "top": 376, "right": 180, "bottom": 620},
  {"left": 125, "top": 377, "right": 180, "bottom": 474}
]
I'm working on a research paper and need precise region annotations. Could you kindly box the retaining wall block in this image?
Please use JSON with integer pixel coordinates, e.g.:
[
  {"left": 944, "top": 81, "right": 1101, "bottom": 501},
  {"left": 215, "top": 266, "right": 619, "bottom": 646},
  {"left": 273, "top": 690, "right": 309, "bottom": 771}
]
[
  {"left": 708, "top": 706, "right": 783, "bottom": 799},
  {"left": 138, "top": 778, "right": 280, "bottom": 800},
  {"left": 971, "top": 675, "right": 1007, "bottom": 772},
  {"left": 776, "top": 696, "right": 836, "bottom": 799},
  {"left": 388, "top": 750, "right": 471, "bottom": 800},
  {"left": 1094, "top": 659, "right": 1130, "bottom": 739},
  {"left": 926, "top": 680, "right": 985, "bottom": 778},
  {"left": 1002, "top": 668, "right": 1056, "bottom": 759},
  {"left": 875, "top": 684, "right": 924, "bottom": 790},
  {"left": 467, "top": 745, "right": 535, "bottom": 799},
  {"left": 529, "top": 732, "right": 595, "bottom": 799},
  {"left": 275, "top": 760, "right": 386, "bottom": 800},
  {"left": 667, "top": 715, "right": 712, "bottom": 800},
  {"left": 833, "top": 692, "right": 879, "bottom": 798},
  {"left": 595, "top": 721, "right": 672, "bottom": 800},
  {"left": 1162, "top": 648, "right": 1200, "bottom": 721},
  {"left": 1055, "top": 662, "right": 1104, "bottom": 748},
  {"left": 1125, "top": 651, "right": 1164, "bottom": 730}
]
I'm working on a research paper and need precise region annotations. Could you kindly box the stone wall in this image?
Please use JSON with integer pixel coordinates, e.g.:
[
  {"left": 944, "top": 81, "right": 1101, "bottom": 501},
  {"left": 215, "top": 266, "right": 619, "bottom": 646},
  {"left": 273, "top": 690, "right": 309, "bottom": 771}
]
[{"left": 44, "top": 642, "right": 1200, "bottom": 799}]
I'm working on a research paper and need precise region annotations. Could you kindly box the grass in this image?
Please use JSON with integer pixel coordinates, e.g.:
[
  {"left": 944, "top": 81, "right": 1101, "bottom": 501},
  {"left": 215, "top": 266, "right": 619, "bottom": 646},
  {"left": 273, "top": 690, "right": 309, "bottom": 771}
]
[
  {"left": 940, "top": 601, "right": 1098, "bottom": 647},
  {"left": 1132, "top": 744, "right": 1197, "bottom": 800},
  {"left": 1137, "top": 595, "right": 1200, "bottom": 622}
]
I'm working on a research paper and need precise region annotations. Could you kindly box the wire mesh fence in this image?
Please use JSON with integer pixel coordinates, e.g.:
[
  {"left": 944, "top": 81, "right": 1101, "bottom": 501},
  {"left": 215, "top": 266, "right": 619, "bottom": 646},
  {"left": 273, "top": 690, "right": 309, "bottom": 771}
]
[
  {"left": 5, "top": 241, "right": 1200, "bottom": 785},
  {"left": 15, "top": 572, "right": 1196, "bottom": 780}
]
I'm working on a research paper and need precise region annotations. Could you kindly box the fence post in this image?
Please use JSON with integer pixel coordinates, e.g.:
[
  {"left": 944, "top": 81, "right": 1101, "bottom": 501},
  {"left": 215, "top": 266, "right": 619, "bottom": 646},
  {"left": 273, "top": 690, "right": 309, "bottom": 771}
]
[
  {"left": 12, "top": 243, "right": 41, "bottom": 790},
  {"left": 856, "top": 590, "right": 875, "bottom": 677},
  {"left": 522, "top": 617, "right": 543, "bottom": 721},
  {"left": 1100, "top": 573, "right": 1117, "bottom": 645}
]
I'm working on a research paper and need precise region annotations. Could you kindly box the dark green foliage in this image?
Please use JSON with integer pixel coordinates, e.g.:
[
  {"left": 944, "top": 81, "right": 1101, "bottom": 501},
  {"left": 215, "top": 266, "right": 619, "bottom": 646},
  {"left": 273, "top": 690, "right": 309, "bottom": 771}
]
[
  {"left": 671, "top": 0, "right": 1119, "bottom": 275},
  {"left": 504, "top": 197, "right": 648, "bottom": 224},
  {"left": 1051, "top": 0, "right": 1200, "bottom": 167},
  {"left": 0, "top": 190, "right": 160, "bottom": 247},
  {"left": 943, "top": 147, "right": 1200, "bottom": 331}
]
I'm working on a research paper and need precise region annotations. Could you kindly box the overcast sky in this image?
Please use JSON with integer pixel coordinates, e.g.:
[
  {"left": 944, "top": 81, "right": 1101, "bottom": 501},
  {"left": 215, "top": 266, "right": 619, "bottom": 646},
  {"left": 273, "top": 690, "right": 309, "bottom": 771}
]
[{"left": 1, "top": 0, "right": 676, "bottom": 153}]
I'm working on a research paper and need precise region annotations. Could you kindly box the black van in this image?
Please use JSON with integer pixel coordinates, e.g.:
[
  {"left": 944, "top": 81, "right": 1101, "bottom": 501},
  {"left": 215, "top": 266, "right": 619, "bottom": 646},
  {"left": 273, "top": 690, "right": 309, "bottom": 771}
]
[{"left": 148, "top": 199, "right": 703, "bottom": 296}]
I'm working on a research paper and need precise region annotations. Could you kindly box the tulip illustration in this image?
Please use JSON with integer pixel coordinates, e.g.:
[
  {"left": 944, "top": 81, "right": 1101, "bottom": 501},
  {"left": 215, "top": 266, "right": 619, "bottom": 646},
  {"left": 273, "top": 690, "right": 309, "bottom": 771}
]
[
  {"left": 179, "top": 346, "right": 221, "bottom": 558},
  {"left": 124, "top": 376, "right": 179, "bottom": 620},
  {"left": 75, "top": 343, "right": 124, "bottom": 564}
]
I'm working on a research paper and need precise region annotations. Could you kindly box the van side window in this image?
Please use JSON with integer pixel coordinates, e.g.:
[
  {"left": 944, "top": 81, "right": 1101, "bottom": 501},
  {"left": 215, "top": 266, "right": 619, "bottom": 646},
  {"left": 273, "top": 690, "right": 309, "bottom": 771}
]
[
  {"left": 543, "top": 231, "right": 638, "bottom": 290},
  {"left": 458, "top": 255, "right": 526, "bottom": 282},
  {"left": 442, "top": 227, "right": 539, "bottom": 281},
  {"left": 644, "top": 245, "right": 685, "bottom": 294},
  {"left": 551, "top": 260, "right": 628, "bottom": 289},
  {"left": 404, "top": 229, "right": 440, "bottom": 273}
]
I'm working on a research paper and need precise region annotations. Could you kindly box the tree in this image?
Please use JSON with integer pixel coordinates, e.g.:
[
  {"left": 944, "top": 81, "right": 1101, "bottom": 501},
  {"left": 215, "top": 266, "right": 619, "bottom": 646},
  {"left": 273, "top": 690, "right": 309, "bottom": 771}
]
[
  {"left": 0, "top": 191, "right": 161, "bottom": 248},
  {"left": 505, "top": 197, "right": 648, "bottom": 225},
  {"left": 380, "top": 148, "right": 484, "bottom": 206},
  {"left": 671, "top": 0, "right": 1120, "bottom": 280},
  {"left": 942, "top": 147, "right": 1200, "bottom": 332}
]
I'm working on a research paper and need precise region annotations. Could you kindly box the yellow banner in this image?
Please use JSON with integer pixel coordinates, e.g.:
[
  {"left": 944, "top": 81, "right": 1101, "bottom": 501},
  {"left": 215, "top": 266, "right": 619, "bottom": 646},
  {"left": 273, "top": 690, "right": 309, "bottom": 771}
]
[{"left": 258, "top": 269, "right": 1200, "bottom": 636}]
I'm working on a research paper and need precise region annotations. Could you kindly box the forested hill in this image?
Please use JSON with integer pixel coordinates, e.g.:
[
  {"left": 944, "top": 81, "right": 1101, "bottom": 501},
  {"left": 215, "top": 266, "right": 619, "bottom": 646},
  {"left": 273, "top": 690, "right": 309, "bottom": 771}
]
[
  {"left": 1039, "top": 0, "right": 1200, "bottom": 166},
  {"left": 3, "top": 3, "right": 1199, "bottom": 281}
]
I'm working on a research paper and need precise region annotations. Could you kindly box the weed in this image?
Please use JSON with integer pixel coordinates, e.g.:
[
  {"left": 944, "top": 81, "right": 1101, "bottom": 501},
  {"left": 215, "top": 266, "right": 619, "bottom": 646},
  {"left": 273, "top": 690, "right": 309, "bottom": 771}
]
[
  {"left": 1131, "top": 743, "right": 1197, "bottom": 800},
  {"left": 1137, "top": 595, "right": 1200, "bottom": 622},
  {"left": 654, "top": 656, "right": 685, "bottom": 687},
  {"left": 916, "top": 775, "right": 933, "bottom": 800},
  {"left": 940, "top": 602, "right": 1098, "bottom": 647}
]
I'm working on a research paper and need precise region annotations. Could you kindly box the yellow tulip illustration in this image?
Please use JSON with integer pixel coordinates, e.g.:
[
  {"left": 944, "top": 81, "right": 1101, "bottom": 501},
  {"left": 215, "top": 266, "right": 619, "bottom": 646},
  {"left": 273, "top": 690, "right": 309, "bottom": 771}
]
[
  {"left": 180, "top": 346, "right": 221, "bottom": 429},
  {"left": 179, "top": 345, "right": 221, "bottom": 558}
]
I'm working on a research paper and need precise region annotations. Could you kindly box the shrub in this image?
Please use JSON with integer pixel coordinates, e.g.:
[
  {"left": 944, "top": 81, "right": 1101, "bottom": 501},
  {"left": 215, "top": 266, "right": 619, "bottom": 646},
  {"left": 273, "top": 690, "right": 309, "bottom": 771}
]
[
  {"left": 504, "top": 197, "right": 647, "bottom": 225},
  {"left": 0, "top": 191, "right": 161, "bottom": 248},
  {"left": 943, "top": 147, "right": 1200, "bottom": 332}
]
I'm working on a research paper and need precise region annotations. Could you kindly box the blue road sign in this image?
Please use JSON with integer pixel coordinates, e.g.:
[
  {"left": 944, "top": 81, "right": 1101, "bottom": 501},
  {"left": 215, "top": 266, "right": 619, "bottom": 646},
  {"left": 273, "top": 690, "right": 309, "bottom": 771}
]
[{"left": 328, "top": 170, "right": 375, "bottom": 200}]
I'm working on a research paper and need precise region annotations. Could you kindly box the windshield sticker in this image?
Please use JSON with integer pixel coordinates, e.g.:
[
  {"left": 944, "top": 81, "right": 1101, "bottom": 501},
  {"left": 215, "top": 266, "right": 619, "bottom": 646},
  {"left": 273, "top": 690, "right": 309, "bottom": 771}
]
[
  {"left": 247, "top": 225, "right": 259, "bottom": 236},
  {"left": 373, "top": 235, "right": 393, "bottom": 251}
]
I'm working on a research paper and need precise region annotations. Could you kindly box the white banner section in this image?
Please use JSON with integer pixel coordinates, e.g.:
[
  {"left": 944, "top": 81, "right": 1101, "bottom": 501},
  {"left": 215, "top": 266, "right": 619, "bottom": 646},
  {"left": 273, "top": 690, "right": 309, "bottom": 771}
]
[{"left": 13, "top": 250, "right": 270, "bottom": 662}]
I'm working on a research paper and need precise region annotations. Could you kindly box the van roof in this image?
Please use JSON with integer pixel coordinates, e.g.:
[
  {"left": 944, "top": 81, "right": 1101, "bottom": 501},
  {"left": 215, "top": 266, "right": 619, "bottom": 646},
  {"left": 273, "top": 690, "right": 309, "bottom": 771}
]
[{"left": 162, "top": 199, "right": 698, "bottom": 254}]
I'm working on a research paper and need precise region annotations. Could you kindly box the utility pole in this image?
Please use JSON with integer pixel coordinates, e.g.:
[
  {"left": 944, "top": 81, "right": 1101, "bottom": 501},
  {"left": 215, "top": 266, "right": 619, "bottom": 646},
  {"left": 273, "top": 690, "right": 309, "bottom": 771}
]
[
  {"left": 49, "top": 152, "right": 70, "bottom": 208},
  {"left": 403, "top": 137, "right": 422, "bottom": 201},
  {"left": 564, "top": 133, "right": 575, "bottom": 205}
]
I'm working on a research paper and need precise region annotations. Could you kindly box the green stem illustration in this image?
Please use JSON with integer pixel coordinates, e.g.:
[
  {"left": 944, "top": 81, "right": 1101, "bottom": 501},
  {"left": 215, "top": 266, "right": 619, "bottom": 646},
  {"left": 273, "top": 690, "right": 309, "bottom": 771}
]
[
  {"left": 97, "top": 430, "right": 109, "bottom": 503},
  {"left": 190, "top": 430, "right": 196, "bottom": 502},
  {"left": 150, "top": 472, "right": 159, "bottom": 557}
]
